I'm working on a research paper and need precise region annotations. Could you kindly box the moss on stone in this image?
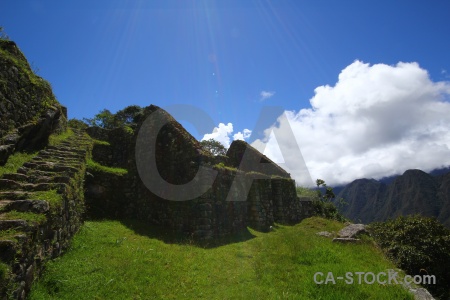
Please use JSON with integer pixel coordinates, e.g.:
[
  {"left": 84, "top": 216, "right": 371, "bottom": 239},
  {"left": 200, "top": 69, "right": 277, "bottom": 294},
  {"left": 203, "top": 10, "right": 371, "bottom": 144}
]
[
  {"left": 0, "top": 228, "right": 20, "bottom": 241},
  {"left": 86, "top": 159, "right": 127, "bottom": 176},
  {"left": 31, "top": 190, "right": 63, "bottom": 210},
  {"left": 93, "top": 139, "right": 110, "bottom": 146}
]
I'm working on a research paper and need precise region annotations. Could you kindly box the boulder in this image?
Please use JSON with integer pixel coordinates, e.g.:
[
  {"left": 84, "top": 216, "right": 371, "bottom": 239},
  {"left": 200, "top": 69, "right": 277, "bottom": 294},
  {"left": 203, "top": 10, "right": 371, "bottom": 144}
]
[{"left": 338, "top": 223, "right": 368, "bottom": 238}]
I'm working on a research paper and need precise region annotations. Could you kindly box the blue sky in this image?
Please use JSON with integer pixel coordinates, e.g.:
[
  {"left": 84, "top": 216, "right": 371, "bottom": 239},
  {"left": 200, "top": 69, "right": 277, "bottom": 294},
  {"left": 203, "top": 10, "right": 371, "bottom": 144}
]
[{"left": 2, "top": 0, "right": 450, "bottom": 185}]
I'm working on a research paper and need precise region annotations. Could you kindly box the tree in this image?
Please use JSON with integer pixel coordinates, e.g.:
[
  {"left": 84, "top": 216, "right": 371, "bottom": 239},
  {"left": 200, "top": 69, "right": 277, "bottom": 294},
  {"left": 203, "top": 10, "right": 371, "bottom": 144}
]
[
  {"left": 312, "top": 179, "right": 347, "bottom": 222},
  {"left": 83, "top": 105, "right": 144, "bottom": 129},
  {"left": 200, "top": 139, "right": 227, "bottom": 156},
  {"left": 315, "top": 179, "right": 336, "bottom": 202},
  {"left": 83, "top": 109, "right": 117, "bottom": 129},
  {"left": 115, "top": 105, "right": 143, "bottom": 126}
]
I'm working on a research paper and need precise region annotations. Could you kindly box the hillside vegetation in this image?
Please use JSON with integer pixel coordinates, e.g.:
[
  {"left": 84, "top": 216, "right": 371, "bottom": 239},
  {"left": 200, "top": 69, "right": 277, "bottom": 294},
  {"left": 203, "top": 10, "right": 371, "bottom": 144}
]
[
  {"left": 336, "top": 169, "right": 450, "bottom": 227},
  {"left": 29, "top": 217, "right": 413, "bottom": 299}
]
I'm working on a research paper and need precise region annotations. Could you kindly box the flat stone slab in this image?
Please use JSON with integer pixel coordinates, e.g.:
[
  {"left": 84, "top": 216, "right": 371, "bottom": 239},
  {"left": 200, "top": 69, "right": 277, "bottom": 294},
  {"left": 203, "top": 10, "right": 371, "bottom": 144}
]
[
  {"left": 338, "top": 223, "right": 368, "bottom": 238},
  {"left": 332, "top": 237, "right": 360, "bottom": 243},
  {"left": 316, "top": 231, "right": 332, "bottom": 237},
  {"left": 5, "top": 200, "right": 50, "bottom": 214},
  {"left": 409, "top": 287, "right": 435, "bottom": 300}
]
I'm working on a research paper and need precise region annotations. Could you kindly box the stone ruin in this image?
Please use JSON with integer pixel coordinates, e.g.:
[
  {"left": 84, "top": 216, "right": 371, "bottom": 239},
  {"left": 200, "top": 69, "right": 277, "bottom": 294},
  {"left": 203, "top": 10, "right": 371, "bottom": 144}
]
[
  {"left": 85, "top": 104, "right": 314, "bottom": 239},
  {"left": 0, "top": 39, "right": 314, "bottom": 299}
]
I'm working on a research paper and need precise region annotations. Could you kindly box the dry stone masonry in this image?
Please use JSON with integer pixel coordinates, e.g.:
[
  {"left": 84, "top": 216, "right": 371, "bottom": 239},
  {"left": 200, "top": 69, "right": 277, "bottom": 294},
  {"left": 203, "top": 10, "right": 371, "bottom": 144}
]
[
  {"left": 1, "top": 39, "right": 314, "bottom": 299},
  {"left": 0, "top": 129, "right": 92, "bottom": 299},
  {"left": 0, "top": 40, "right": 67, "bottom": 166},
  {"left": 85, "top": 105, "right": 314, "bottom": 239}
]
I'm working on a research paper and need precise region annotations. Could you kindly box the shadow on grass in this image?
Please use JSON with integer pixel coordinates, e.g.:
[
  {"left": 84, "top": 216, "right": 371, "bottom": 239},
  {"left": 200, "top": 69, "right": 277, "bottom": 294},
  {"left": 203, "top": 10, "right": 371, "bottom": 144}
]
[{"left": 116, "top": 218, "right": 258, "bottom": 249}]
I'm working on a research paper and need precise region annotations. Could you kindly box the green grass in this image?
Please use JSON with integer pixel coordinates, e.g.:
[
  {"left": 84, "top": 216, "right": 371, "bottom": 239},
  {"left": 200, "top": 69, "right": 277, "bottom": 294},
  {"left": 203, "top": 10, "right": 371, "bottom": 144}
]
[
  {"left": 0, "top": 228, "right": 20, "bottom": 241},
  {"left": 29, "top": 217, "right": 413, "bottom": 299},
  {"left": 0, "top": 211, "right": 46, "bottom": 224},
  {"left": 213, "top": 162, "right": 238, "bottom": 172},
  {"left": 296, "top": 186, "right": 318, "bottom": 199},
  {"left": 0, "top": 151, "right": 38, "bottom": 177},
  {"left": 87, "top": 159, "right": 128, "bottom": 176},
  {"left": 48, "top": 128, "right": 74, "bottom": 146},
  {"left": 31, "top": 190, "right": 63, "bottom": 210},
  {"left": 93, "top": 139, "right": 111, "bottom": 146}
]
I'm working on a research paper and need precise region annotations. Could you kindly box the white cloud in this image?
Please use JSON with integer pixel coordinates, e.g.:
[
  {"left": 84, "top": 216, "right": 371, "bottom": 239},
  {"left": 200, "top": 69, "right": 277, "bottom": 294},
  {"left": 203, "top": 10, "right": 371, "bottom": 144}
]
[
  {"left": 233, "top": 129, "right": 252, "bottom": 141},
  {"left": 202, "top": 123, "right": 234, "bottom": 148},
  {"left": 202, "top": 125, "right": 252, "bottom": 149},
  {"left": 260, "top": 90, "right": 275, "bottom": 101},
  {"left": 252, "top": 60, "right": 450, "bottom": 186}
]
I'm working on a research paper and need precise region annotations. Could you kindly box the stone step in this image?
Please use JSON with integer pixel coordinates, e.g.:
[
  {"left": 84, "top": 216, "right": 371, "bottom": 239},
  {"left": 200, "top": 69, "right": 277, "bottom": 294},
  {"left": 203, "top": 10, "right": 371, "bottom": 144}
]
[
  {"left": 2, "top": 173, "right": 29, "bottom": 182},
  {"left": 33, "top": 175, "right": 72, "bottom": 185},
  {"left": 0, "top": 199, "right": 13, "bottom": 210},
  {"left": 22, "top": 162, "right": 79, "bottom": 175},
  {"left": 46, "top": 145, "right": 87, "bottom": 156},
  {"left": 19, "top": 169, "right": 58, "bottom": 178},
  {"left": 0, "top": 191, "right": 30, "bottom": 200},
  {"left": 0, "top": 179, "right": 68, "bottom": 193},
  {"left": 0, "top": 239, "right": 21, "bottom": 263},
  {"left": 32, "top": 157, "right": 81, "bottom": 166},
  {"left": 0, "top": 179, "right": 23, "bottom": 190},
  {"left": 0, "top": 218, "right": 31, "bottom": 231},
  {"left": 0, "top": 199, "right": 49, "bottom": 214},
  {"left": 34, "top": 154, "right": 81, "bottom": 162},
  {"left": 38, "top": 150, "right": 85, "bottom": 159}
]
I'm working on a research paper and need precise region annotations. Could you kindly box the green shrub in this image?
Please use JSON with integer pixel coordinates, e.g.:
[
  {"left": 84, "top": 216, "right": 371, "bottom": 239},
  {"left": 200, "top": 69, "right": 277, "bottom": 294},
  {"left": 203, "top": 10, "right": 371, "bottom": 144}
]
[
  {"left": 368, "top": 215, "right": 450, "bottom": 299},
  {"left": 311, "top": 179, "right": 347, "bottom": 222},
  {"left": 312, "top": 200, "right": 347, "bottom": 222}
]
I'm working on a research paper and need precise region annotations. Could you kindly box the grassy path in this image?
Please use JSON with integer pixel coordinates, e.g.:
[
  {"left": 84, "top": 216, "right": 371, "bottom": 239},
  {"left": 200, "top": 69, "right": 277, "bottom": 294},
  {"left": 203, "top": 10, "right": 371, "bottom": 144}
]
[{"left": 29, "top": 217, "right": 413, "bottom": 299}]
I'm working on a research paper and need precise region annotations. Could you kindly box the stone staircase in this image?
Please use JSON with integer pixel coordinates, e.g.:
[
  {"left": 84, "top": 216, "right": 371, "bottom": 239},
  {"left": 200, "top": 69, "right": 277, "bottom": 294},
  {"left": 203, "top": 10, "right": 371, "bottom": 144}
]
[{"left": 0, "top": 129, "right": 92, "bottom": 299}]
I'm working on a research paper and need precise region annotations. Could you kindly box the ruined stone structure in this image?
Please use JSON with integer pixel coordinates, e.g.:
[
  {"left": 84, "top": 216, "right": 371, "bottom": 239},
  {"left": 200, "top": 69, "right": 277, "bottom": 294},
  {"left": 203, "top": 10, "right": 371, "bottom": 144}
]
[
  {"left": 0, "top": 40, "right": 67, "bottom": 166},
  {"left": 0, "top": 40, "right": 313, "bottom": 299},
  {"left": 85, "top": 105, "right": 314, "bottom": 239},
  {"left": 0, "top": 130, "right": 92, "bottom": 298}
]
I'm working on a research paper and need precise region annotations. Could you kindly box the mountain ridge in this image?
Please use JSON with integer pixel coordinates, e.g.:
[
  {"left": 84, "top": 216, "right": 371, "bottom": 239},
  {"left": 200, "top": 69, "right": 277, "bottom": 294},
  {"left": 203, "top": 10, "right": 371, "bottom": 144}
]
[{"left": 334, "top": 168, "right": 450, "bottom": 227}]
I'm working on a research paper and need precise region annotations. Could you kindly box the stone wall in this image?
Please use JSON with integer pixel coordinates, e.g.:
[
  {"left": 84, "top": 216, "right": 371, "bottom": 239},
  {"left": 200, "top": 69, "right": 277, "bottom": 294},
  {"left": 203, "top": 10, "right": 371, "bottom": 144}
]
[
  {"left": 0, "top": 40, "right": 67, "bottom": 165},
  {"left": 84, "top": 105, "right": 314, "bottom": 239},
  {"left": 0, "top": 129, "right": 93, "bottom": 299}
]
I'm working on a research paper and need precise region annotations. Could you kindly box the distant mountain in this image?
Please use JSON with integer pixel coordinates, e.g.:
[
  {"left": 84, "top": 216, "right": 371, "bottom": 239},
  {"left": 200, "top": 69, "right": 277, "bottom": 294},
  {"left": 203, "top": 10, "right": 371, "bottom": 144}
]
[{"left": 334, "top": 169, "right": 450, "bottom": 227}]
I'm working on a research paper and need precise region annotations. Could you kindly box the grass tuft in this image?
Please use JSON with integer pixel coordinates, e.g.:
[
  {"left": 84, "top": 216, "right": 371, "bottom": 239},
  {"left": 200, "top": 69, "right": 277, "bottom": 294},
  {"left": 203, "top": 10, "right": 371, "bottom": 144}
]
[
  {"left": 86, "top": 159, "right": 127, "bottom": 176},
  {"left": 93, "top": 139, "right": 110, "bottom": 146}
]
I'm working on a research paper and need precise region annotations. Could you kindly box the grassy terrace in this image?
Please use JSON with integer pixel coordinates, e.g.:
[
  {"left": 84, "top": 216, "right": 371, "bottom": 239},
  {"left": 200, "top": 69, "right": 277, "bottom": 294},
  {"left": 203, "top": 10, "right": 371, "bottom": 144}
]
[
  {"left": 29, "top": 217, "right": 413, "bottom": 299},
  {"left": 0, "top": 151, "right": 38, "bottom": 178}
]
